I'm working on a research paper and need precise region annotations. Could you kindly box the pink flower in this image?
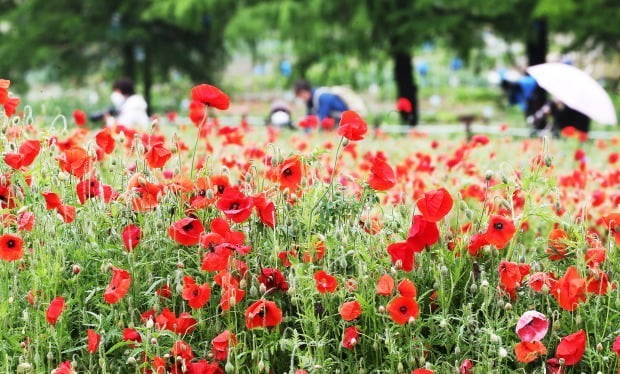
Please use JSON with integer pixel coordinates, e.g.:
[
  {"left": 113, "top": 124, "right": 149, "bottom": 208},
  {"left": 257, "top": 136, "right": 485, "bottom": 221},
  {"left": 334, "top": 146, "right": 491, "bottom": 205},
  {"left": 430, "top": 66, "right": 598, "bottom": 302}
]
[{"left": 516, "top": 310, "right": 548, "bottom": 342}]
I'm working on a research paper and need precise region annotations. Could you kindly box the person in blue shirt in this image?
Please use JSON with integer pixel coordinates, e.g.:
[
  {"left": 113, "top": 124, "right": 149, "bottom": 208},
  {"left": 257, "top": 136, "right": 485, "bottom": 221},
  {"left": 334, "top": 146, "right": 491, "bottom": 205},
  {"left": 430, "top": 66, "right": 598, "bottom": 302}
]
[
  {"left": 500, "top": 73, "right": 547, "bottom": 131},
  {"left": 293, "top": 79, "right": 348, "bottom": 122}
]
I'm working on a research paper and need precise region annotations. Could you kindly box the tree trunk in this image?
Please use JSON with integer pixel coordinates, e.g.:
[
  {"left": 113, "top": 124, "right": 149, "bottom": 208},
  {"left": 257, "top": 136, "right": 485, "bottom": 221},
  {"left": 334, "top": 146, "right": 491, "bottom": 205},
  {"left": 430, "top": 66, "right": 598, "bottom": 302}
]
[
  {"left": 526, "top": 18, "right": 547, "bottom": 66},
  {"left": 122, "top": 44, "right": 136, "bottom": 82},
  {"left": 143, "top": 45, "right": 153, "bottom": 116},
  {"left": 393, "top": 51, "right": 418, "bottom": 126}
]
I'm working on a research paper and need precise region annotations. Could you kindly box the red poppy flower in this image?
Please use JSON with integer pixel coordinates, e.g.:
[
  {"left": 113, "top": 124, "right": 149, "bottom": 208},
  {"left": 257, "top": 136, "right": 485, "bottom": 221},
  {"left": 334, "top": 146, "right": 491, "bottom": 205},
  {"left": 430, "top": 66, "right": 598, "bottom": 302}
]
[
  {"left": 321, "top": 117, "right": 335, "bottom": 130},
  {"left": 396, "top": 97, "right": 412, "bottom": 113},
  {"left": 416, "top": 188, "right": 453, "bottom": 222},
  {"left": 244, "top": 299, "right": 283, "bottom": 329},
  {"left": 191, "top": 83, "right": 230, "bottom": 110},
  {"left": 3, "top": 96, "right": 20, "bottom": 117},
  {"left": 46, "top": 296, "right": 66, "bottom": 325},
  {"left": 220, "top": 285, "right": 245, "bottom": 311},
  {"left": 95, "top": 128, "right": 115, "bottom": 154},
  {"left": 201, "top": 244, "right": 233, "bottom": 272},
  {"left": 182, "top": 275, "right": 211, "bottom": 309},
  {"left": 122, "top": 224, "right": 142, "bottom": 252},
  {"left": 56, "top": 205, "right": 76, "bottom": 223},
  {"left": 551, "top": 266, "right": 586, "bottom": 311},
  {"left": 42, "top": 192, "right": 63, "bottom": 210},
  {"left": 123, "top": 328, "right": 142, "bottom": 346},
  {"left": 387, "top": 296, "right": 420, "bottom": 325},
  {"left": 340, "top": 300, "right": 362, "bottom": 321},
  {"left": 376, "top": 274, "right": 395, "bottom": 296},
  {"left": 5, "top": 139, "right": 41, "bottom": 170},
  {"left": 602, "top": 213, "right": 620, "bottom": 243},
  {"left": 387, "top": 241, "right": 416, "bottom": 271},
  {"left": 302, "top": 241, "right": 326, "bottom": 263},
  {"left": 516, "top": 310, "right": 548, "bottom": 342},
  {"left": 212, "top": 330, "right": 237, "bottom": 361},
  {"left": 412, "top": 370, "right": 434, "bottom": 374},
  {"left": 585, "top": 247, "right": 606, "bottom": 268},
  {"left": 87, "top": 329, "right": 101, "bottom": 353},
  {"left": 515, "top": 341, "right": 547, "bottom": 363},
  {"left": 103, "top": 267, "right": 131, "bottom": 304},
  {"left": 53, "top": 361, "right": 73, "bottom": 374},
  {"left": 17, "top": 211, "right": 35, "bottom": 231},
  {"left": 613, "top": 335, "right": 620, "bottom": 356},
  {"left": 498, "top": 260, "right": 530, "bottom": 294},
  {"left": 144, "top": 143, "right": 172, "bottom": 169},
  {"left": 546, "top": 228, "right": 569, "bottom": 260},
  {"left": 528, "top": 272, "right": 557, "bottom": 293},
  {"left": 337, "top": 110, "right": 368, "bottom": 141},
  {"left": 189, "top": 100, "right": 208, "bottom": 125},
  {"left": 459, "top": 359, "right": 474, "bottom": 374},
  {"left": 56, "top": 147, "right": 91, "bottom": 178},
  {"left": 483, "top": 215, "right": 516, "bottom": 249},
  {"left": 408, "top": 215, "right": 439, "bottom": 250},
  {"left": 0, "top": 233, "right": 23, "bottom": 261},
  {"left": 314, "top": 270, "right": 338, "bottom": 293},
  {"left": 586, "top": 268, "right": 612, "bottom": 295},
  {"left": 210, "top": 217, "right": 245, "bottom": 245},
  {"left": 168, "top": 217, "right": 205, "bottom": 246},
  {"left": 341, "top": 326, "right": 359, "bottom": 349},
  {"left": 257, "top": 267, "right": 289, "bottom": 293},
  {"left": 555, "top": 329, "right": 586, "bottom": 366},
  {"left": 368, "top": 155, "right": 396, "bottom": 191},
  {"left": 171, "top": 340, "right": 194, "bottom": 361},
  {"left": 276, "top": 156, "right": 304, "bottom": 192},
  {"left": 216, "top": 187, "right": 254, "bottom": 223},
  {"left": 253, "top": 194, "right": 276, "bottom": 228},
  {"left": 397, "top": 279, "right": 417, "bottom": 298},
  {"left": 76, "top": 177, "right": 101, "bottom": 204},
  {"left": 73, "top": 109, "right": 87, "bottom": 126}
]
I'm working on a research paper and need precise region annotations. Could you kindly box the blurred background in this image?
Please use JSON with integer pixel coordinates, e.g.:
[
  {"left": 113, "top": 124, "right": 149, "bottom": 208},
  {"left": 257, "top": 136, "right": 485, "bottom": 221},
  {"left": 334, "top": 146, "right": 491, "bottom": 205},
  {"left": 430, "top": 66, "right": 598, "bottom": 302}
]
[{"left": 0, "top": 0, "right": 618, "bottom": 129}]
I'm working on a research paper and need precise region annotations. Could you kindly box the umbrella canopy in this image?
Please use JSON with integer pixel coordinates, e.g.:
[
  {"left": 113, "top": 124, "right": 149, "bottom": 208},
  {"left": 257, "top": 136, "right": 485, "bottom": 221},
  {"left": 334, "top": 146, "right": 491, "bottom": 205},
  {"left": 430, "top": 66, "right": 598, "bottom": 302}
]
[{"left": 526, "top": 63, "right": 617, "bottom": 125}]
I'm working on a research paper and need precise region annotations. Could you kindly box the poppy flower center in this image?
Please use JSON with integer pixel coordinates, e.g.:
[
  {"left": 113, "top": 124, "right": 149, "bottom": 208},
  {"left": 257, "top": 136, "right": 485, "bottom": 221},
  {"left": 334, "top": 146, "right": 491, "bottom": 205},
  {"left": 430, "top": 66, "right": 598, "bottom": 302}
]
[
  {"left": 230, "top": 202, "right": 240, "bottom": 210},
  {"left": 198, "top": 190, "right": 206, "bottom": 197},
  {"left": 493, "top": 222, "right": 504, "bottom": 230},
  {"left": 7, "top": 239, "right": 15, "bottom": 248},
  {"left": 217, "top": 185, "right": 225, "bottom": 194},
  {"left": 192, "top": 289, "right": 199, "bottom": 297},
  {"left": 257, "top": 309, "right": 265, "bottom": 318},
  {"left": 182, "top": 222, "right": 194, "bottom": 231},
  {"left": 282, "top": 168, "right": 293, "bottom": 177},
  {"left": 399, "top": 306, "right": 408, "bottom": 314}
]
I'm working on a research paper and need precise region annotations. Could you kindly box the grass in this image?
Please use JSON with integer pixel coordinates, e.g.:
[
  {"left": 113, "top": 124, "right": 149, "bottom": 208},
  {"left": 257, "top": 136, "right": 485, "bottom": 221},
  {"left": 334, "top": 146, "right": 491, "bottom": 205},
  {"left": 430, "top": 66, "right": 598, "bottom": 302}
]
[{"left": 0, "top": 87, "right": 619, "bottom": 373}]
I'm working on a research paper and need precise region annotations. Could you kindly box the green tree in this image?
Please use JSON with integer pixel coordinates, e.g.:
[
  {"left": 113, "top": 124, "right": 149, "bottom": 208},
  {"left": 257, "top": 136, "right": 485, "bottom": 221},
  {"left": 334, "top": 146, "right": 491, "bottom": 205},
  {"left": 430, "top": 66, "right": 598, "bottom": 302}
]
[{"left": 0, "top": 0, "right": 232, "bottom": 109}]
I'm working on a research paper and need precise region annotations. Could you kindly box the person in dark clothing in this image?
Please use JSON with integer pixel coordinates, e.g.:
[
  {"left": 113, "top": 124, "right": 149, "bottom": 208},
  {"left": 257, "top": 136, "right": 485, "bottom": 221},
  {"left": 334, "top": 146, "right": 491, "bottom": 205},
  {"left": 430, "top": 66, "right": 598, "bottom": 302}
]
[
  {"left": 529, "top": 100, "right": 591, "bottom": 137},
  {"left": 501, "top": 74, "right": 547, "bottom": 130},
  {"left": 293, "top": 79, "right": 348, "bottom": 122}
]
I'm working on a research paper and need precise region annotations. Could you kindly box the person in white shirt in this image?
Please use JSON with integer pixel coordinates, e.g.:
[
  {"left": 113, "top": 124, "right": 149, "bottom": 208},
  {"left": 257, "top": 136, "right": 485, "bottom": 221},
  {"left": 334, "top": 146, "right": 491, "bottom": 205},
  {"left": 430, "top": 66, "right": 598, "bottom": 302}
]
[{"left": 107, "top": 78, "right": 150, "bottom": 131}]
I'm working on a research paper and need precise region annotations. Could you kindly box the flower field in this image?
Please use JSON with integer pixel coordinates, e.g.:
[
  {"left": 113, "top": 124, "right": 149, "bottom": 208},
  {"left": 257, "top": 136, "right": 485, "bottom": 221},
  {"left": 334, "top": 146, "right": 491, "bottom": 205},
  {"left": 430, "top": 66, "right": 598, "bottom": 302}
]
[{"left": 1, "top": 80, "right": 620, "bottom": 373}]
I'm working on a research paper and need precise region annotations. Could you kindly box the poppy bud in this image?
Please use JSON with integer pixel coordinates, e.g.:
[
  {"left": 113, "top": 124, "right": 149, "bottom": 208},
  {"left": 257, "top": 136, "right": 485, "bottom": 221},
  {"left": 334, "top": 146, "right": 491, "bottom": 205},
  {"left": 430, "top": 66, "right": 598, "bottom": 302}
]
[
  {"left": 469, "top": 283, "right": 477, "bottom": 293},
  {"left": 553, "top": 321, "right": 560, "bottom": 331},
  {"left": 596, "top": 343, "right": 603, "bottom": 351},
  {"left": 480, "top": 279, "right": 489, "bottom": 290},
  {"left": 47, "top": 351, "right": 53, "bottom": 360},
  {"left": 225, "top": 361, "right": 235, "bottom": 373},
  {"left": 373, "top": 341, "right": 379, "bottom": 351},
  {"left": 249, "top": 284, "right": 258, "bottom": 297},
  {"left": 72, "top": 265, "right": 80, "bottom": 275},
  {"left": 257, "top": 360, "right": 265, "bottom": 372},
  {"left": 16, "top": 363, "right": 32, "bottom": 373},
  {"left": 465, "top": 209, "right": 473, "bottom": 220},
  {"left": 239, "top": 279, "right": 246, "bottom": 288},
  {"left": 498, "top": 347, "right": 507, "bottom": 358},
  {"left": 127, "top": 357, "right": 137, "bottom": 365},
  {"left": 544, "top": 155, "right": 552, "bottom": 167},
  {"left": 175, "top": 284, "right": 183, "bottom": 294},
  {"left": 206, "top": 189, "right": 214, "bottom": 199},
  {"left": 489, "top": 333, "right": 500, "bottom": 343},
  {"left": 558, "top": 358, "right": 565, "bottom": 366},
  {"left": 397, "top": 362, "right": 404, "bottom": 373},
  {"left": 20, "top": 341, "right": 27, "bottom": 349},
  {"left": 485, "top": 170, "right": 493, "bottom": 181},
  {"left": 575, "top": 314, "right": 582, "bottom": 325},
  {"left": 378, "top": 305, "right": 385, "bottom": 313},
  {"left": 439, "top": 319, "right": 447, "bottom": 328},
  {"left": 407, "top": 316, "right": 415, "bottom": 324},
  {"left": 454, "top": 346, "right": 460, "bottom": 354},
  {"left": 504, "top": 302, "right": 512, "bottom": 311},
  {"left": 150, "top": 338, "right": 157, "bottom": 345},
  {"left": 259, "top": 283, "right": 267, "bottom": 294},
  {"left": 8, "top": 296, "right": 14, "bottom": 304},
  {"left": 440, "top": 265, "right": 449, "bottom": 275},
  {"left": 145, "top": 318, "right": 154, "bottom": 329}
]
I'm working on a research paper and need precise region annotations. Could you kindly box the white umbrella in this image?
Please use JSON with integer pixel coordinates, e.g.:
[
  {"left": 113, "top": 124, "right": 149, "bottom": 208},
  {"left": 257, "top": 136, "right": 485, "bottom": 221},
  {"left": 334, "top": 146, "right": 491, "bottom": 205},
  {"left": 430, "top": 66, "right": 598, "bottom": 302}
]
[{"left": 526, "top": 62, "right": 617, "bottom": 125}]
